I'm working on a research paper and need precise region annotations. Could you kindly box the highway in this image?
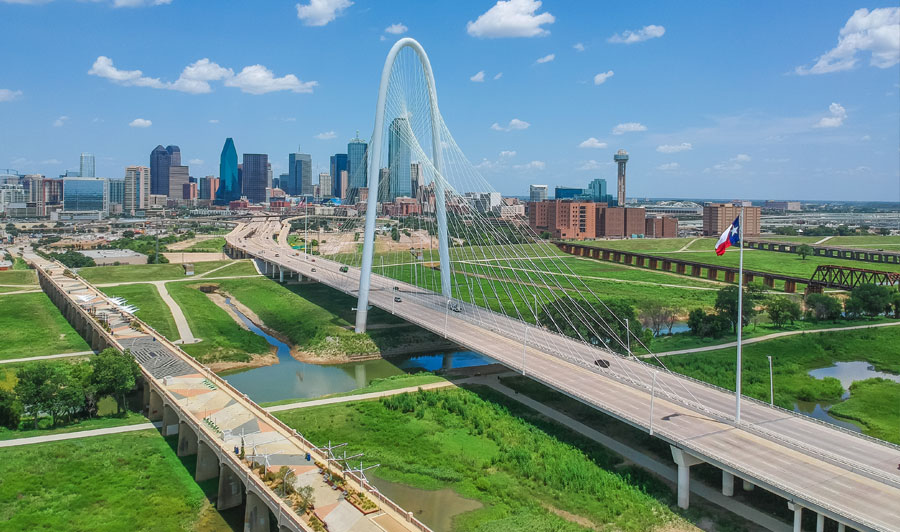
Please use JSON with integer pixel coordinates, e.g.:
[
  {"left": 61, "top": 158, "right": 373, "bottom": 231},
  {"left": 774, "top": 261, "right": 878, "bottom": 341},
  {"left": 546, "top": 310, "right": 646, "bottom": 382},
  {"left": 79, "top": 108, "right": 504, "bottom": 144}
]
[{"left": 229, "top": 217, "right": 900, "bottom": 532}]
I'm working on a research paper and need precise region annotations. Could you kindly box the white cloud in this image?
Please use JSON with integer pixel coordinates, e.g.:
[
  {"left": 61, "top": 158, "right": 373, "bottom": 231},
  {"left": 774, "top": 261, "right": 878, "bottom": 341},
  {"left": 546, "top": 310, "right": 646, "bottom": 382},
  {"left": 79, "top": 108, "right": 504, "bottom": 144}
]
[
  {"left": 315, "top": 131, "right": 337, "bottom": 140},
  {"left": 493, "top": 72, "right": 503, "bottom": 80},
  {"left": 53, "top": 115, "right": 69, "bottom": 127},
  {"left": 129, "top": 118, "right": 152, "bottom": 128},
  {"left": 612, "top": 122, "right": 647, "bottom": 135},
  {"left": 224, "top": 65, "right": 317, "bottom": 95},
  {"left": 514, "top": 160, "right": 545, "bottom": 170},
  {"left": 573, "top": 42, "right": 585, "bottom": 52},
  {"left": 296, "top": 0, "right": 352, "bottom": 26},
  {"left": 113, "top": 0, "right": 172, "bottom": 7},
  {"left": 499, "top": 150, "right": 516, "bottom": 158},
  {"left": 796, "top": 7, "right": 900, "bottom": 74},
  {"left": 577, "top": 160, "right": 602, "bottom": 171},
  {"left": 470, "top": 70, "right": 486, "bottom": 82},
  {"left": 657, "top": 162, "right": 680, "bottom": 170},
  {"left": 813, "top": 102, "right": 847, "bottom": 128},
  {"left": 861, "top": 134, "right": 871, "bottom": 141},
  {"left": 733, "top": 153, "right": 751, "bottom": 162},
  {"left": 536, "top": 53, "right": 555, "bottom": 64},
  {"left": 384, "top": 23, "right": 407, "bottom": 35},
  {"left": 656, "top": 142, "right": 692, "bottom": 153},
  {"left": 89, "top": 56, "right": 166, "bottom": 89},
  {"left": 0, "top": 89, "right": 22, "bottom": 102},
  {"left": 169, "top": 58, "right": 233, "bottom": 94},
  {"left": 593, "top": 70, "right": 614, "bottom": 85},
  {"left": 209, "top": 119, "right": 219, "bottom": 124},
  {"left": 467, "top": 0, "right": 555, "bottom": 38},
  {"left": 578, "top": 137, "right": 607, "bottom": 149},
  {"left": 608, "top": 25, "right": 665, "bottom": 44},
  {"left": 41, "top": 158, "right": 61, "bottom": 165},
  {"left": 704, "top": 154, "right": 752, "bottom": 174},
  {"left": 491, "top": 118, "right": 530, "bottom": 131}
]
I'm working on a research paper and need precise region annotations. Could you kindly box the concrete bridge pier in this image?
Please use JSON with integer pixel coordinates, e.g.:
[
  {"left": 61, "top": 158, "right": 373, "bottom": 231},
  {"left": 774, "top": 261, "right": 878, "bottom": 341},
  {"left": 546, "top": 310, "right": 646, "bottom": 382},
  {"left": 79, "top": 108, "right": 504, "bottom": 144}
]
[
  {"left": 742, "top": 479, "right": 754, "bottom": 491},
  {"left": 244, "top": 490, "right": 271, "bottom": 532},
  {"left": 177, "top": 421, "right": 198, "bottom": 457},
  {"left": 670, "top": 446, "right": 704, "bottom": 509},
  {"left": 162, "top": 404, "right": 179, "bottom": 436},
  {"left": 279, "top": 267, "right": 284, "bottom": 283},
  {"left": 195, "top": 440, "right": 220, "bottom": 482},
  {"left": 788, "top": 502, "right": 803, "bottom": 532},
  {"left": 148, "top": 388, "right": 163, "bottom": 421},
  {"left": 721, "top": 471, "right": 734, "bottom": 496},
  {"left": 217, "top": 464, "right": 245, "bottom": 510}
]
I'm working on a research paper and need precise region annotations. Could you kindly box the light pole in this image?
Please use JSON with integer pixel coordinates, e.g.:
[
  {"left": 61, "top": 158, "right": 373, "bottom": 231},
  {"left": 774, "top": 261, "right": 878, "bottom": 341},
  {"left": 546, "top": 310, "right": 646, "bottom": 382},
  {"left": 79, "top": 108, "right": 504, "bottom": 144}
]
[
  {"left": 767, "top": 355, "right": 774, "bottom": 406},
  {"left": 625, "top": 318, "right": 631, "bottom": 356}
]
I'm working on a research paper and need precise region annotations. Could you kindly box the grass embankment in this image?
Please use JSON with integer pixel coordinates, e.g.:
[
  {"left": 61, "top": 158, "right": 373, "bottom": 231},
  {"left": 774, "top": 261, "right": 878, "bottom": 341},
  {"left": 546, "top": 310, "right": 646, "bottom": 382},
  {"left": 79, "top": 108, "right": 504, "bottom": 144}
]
[
  {"left": 0, "top": 269, "right": 36, "bottom": 285},
  {"left": 0, "top": 431, "right": 222, "bottom": 531},
  {"left": 101, "top": 283, "right": 180, "bottom": 340},
  {"left": 180, "top": 237, "right": 226, "bottom": 252},
  {"left": 571, "top": 237, "right": 701, "bottom": 253},
  {"left": 79, "top": 259, "right": 245, "bottom": 284},
  {"left": 0, "top": 411, "right": 147, "bottom": 441},
  {"left": 275, "top": 386, "right": 693, "bottom": 532},
  {"left": 259, "top": 373, "right": 447, "bottom": 407},
  {"left": 655, "top": 326, "right": 900, "bottom": 444},
  {"left": 0, "top": 292, "right": 90, "bottom": 361},
  {"left": 824, "top": 236, "right": 900, "bottom": 248}
]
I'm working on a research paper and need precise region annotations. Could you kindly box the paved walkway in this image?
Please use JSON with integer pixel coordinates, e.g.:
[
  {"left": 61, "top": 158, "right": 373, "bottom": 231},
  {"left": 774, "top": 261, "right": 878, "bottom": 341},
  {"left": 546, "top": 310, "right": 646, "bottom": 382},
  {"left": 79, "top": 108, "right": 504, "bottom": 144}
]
[
  {"left": 675, "top": 238, "right": 701, "bottom": 252},
  {"left": 0, "top": 288, "right": 42, "bottom": 295},
  {"left": 815, "top": 236, "right": 833, "bottom": 245},
  {"left": 0, "top": 350, "right": 95, "bottom": 364},
  {"left": 153, "top": 281, "right": 198, "bottom": 344},
  {"left": 643, "top": 320, "right": 900, "bottom": 358},
  {"left": 264, "top": 380, "right": 458, "bottom": 412},
  {"left": 94, "top": 274, "right": 261, "bottom": 288},
  {"left": 0, "top": 421, "right": 162, "bottom": 448}
]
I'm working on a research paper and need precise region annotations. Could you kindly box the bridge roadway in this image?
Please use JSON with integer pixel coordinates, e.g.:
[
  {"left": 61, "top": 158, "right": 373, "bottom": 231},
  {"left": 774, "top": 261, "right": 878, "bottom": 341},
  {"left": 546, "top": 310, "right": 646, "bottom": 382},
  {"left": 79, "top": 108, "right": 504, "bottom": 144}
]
[
  {"left": 26, "top": 250, "right": 430, "bottom": 532},
  {"left": 229, "top": 218, "right": 900, "bottom": 532}
]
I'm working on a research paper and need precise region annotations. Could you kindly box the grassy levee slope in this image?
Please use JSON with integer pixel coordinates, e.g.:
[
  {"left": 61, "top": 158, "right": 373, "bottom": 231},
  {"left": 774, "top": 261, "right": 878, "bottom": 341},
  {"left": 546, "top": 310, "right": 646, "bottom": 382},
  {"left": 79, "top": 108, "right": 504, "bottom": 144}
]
[
  {"left": 0, "top": 431, "right": 217, "bottom": 531},
  {"left": 101, "top": 283, "right": 180, "bottom": 341},
  {"left": 653, "top": 326, "right": 900, "bottom": 444},
  {"left": 275, "top": 386, "right": 693, "bottom": 532},
  {"left": 181, "top": 236, "right": 226, "bottom": 252},
  {"left": 0, "top": 292, "right": 90, "bottom": 361},
  {"left": 0, "top": 269, "right": 37, "bottom": 285},
  {"left": 79, "top": 259, "right": 240, "bottom": 284}
]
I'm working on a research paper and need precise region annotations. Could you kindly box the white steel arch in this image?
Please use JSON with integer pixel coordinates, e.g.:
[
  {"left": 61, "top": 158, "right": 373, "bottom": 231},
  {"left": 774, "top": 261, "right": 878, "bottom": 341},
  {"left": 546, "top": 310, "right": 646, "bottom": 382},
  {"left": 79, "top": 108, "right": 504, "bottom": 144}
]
[{"left": 355, "top": 37, "right": 452, "bottom": 333}]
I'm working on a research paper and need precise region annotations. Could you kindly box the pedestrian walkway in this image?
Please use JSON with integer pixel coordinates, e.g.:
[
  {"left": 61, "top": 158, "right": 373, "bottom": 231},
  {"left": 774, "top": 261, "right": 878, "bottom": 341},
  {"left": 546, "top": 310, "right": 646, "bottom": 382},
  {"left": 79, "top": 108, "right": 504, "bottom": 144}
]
[
  {"left": 0, "top": 421, "right": 161, "bottom": 448},
  {"left": 0, "top": 350, "right": 95, "bottom": 364},
  {"left": 152, "top": 281, "right": 198, "bottom": 344},
  {"left": 264, "top": 380, "right": 458, "bottom": 412}
]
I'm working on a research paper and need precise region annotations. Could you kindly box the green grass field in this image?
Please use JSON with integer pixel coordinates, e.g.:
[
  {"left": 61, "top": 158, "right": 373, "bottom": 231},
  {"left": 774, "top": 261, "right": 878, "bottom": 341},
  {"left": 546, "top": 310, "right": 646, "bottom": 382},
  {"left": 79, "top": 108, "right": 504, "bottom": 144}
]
[
  {"left": 0, "top": 431, "right": 215, "bottom": 531},
  {"left": 180, "top": 237, "right": 226, "bottom": 252},
  {"left": 826, "top": 235, "right": 900, "bottom": 248},
  {"left": 79, "top": 260, "right": 240, "bottom": 284},
  {"left": 101, "top": 283, "right": 180, "bottom": 340},
  {"left": 828, "top": 378, "right": 900, "bottom": 443},
  {"left": 0, "top": 292, "right": 90, "bottom": 361},
  {"left": 259, "top": 373, "right": 447, "bottom": 407},
  {"left": 0, "top": 411, "right": 147, "bottom": 441},
  {"left": 0, "top": 269, "right": 37, "bottom": 285},
  {"left": 570, "top": 237, "right": 700, "bottom": 253},
  {"left": 653, "top": 326, "right": 900, "bottom": 444},
  {"left": 204, "top": 259, "right": 259, "bottom": 277},
  {"left": 275, "top": 386, "right": 692, "bottom": 532}
]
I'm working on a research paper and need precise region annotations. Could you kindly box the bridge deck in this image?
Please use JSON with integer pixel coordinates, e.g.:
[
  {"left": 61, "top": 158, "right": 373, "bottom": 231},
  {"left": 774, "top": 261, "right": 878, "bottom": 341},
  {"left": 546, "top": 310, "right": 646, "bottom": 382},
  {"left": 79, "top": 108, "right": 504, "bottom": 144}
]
[{"left": 232, "top": 219, "right": 900, "bottom": 532}]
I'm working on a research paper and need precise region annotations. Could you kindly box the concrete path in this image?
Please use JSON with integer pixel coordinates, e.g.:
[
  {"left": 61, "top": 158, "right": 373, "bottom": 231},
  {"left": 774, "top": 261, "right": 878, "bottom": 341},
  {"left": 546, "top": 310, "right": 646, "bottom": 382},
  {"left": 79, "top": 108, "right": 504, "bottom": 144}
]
[
  {"left": 264, "top": 380, "right": 458, "bottom": 412},
  {"left": 94, "top": 274, "right": 261, "bottom": 288},
  {"left": 153, "top": 281, "right": 198, "bottom": 344},
  {"left": 815, "top": 236, "right": 833, "bottom": 245},
  {"left": 0, "top": 288, "right": 42, "bottom": 295},
  {"left": 643, "top": 320, "right": 900, "bottom": 358},
  {"left": 0, "top": 421, "right": 162, "bottom": 448},
  {"left": 675, "top": 238, "right": 701, "bottom": 252},
  {"left": 1, "top": 350, "right": 95, "bottom": 364}
]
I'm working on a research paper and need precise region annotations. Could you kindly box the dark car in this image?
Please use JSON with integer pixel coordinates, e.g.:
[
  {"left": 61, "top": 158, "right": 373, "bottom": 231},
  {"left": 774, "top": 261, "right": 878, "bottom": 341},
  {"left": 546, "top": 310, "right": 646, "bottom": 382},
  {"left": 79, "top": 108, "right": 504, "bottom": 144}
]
[
  {"left": 594, "top": 359, "right": 610, "bottom": 368},
  {"left": 394, "top": 296, "right": 402, "bottom": 303}
]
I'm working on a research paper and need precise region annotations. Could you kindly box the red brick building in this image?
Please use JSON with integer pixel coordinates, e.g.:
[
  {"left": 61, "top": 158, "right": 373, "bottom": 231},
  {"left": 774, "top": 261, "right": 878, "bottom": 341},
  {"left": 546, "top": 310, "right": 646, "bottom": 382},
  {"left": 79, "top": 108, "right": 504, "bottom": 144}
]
[
  {"left": 645, "top": 216, "right": 678, "bottom": 238},
  {"left": 529, "top": 200, "right": 676, "bottom": 239}
]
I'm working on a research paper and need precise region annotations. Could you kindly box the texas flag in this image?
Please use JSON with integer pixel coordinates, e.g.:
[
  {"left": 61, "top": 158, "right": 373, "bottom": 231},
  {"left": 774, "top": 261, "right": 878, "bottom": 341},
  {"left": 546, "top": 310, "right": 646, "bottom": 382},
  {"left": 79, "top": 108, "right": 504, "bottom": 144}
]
[{"left": 715, "top": 216, "right": 741, "bottom": 256}]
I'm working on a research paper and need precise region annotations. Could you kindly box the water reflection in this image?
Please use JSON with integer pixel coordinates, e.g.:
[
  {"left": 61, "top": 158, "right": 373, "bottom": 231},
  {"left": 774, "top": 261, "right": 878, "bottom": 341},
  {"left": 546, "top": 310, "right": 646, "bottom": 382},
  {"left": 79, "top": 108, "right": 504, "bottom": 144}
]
[
  {"left": 220, "top": 298, "right": 491, "bottom": 403},
  {"left": 370, "top": 477, "right": 483, "bottom": 531}
]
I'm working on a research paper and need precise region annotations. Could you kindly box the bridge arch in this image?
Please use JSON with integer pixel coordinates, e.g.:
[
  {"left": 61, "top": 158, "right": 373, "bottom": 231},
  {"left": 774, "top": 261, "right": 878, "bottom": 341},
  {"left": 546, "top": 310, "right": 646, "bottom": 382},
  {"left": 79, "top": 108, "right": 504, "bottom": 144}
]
[{"left": 355, "top": 37, "right": 452, "bottom": 333}]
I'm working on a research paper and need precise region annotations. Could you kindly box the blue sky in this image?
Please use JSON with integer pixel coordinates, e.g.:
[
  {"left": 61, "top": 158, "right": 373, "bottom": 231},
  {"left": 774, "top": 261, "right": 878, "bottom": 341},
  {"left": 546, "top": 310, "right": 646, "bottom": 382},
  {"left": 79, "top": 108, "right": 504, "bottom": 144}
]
[{"left": 1, "top": 0, "right": 898, "bottom": 201}]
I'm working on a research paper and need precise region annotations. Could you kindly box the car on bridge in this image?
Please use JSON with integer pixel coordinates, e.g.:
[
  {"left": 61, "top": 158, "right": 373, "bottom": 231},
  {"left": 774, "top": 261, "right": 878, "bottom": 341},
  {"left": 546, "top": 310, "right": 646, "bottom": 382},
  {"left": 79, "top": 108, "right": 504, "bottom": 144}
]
[
  {"left": 339, "top": 266, "right": 349, "bottom": 273},
  {"left": 311, "top": 268, "right": 317, "bottom": 272},
  {"left": 394, "top": 296, "right": 402, "bottom": 303}
]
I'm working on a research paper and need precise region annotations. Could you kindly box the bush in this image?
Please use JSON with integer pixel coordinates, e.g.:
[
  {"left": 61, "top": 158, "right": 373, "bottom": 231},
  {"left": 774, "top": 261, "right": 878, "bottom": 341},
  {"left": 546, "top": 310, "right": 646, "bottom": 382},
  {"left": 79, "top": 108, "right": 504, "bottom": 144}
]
[
  {"left": 804, "top": 293, "right": 842, "bottom": 322},
  {"left": 847, "top": 284, "right": 894, "bottom": 317},
  {"left": 0, "top": 389, "right": 22, "bottom": 430},
  {"left": 766, "top": 297, "right": 802, "bottom": 328},
  {"left": 687, "top": 308, "right": 730, "bottom": 338}
]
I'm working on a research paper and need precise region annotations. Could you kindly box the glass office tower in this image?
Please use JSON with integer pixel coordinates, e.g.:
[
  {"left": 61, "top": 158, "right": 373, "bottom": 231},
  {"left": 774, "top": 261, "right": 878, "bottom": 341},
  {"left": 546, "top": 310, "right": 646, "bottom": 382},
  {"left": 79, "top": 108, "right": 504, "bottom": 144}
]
[{"left": 215, "top": 138, "right": 239, "bottom": 205}]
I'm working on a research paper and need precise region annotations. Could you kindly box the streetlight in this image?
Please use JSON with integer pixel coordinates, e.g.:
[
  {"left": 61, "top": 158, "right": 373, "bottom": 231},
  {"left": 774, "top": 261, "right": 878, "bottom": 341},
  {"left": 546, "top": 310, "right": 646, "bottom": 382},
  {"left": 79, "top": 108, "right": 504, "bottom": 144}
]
[
  {"left": 625, "top": 318, "right": 631, "bottom": 356},
  {"left": 767, "top": 355, "right": 774, "bottom": 406}
]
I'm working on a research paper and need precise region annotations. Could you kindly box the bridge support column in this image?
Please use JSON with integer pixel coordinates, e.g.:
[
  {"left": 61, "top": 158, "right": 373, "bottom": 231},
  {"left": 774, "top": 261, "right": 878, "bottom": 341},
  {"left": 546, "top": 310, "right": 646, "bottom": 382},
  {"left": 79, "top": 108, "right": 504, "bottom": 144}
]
[
  {"left": 279, "top": 268, "right": 284, "bottom": 283},
  {"left": 217, "top": 464, "right": 244, "bottom": 510},
  {"left": 788, "top": 502, "right": 803, "bottom": 532},
  {"left": 148, "top": 388, "right": 163, "bottom": 421},
  {"left": 196, "top": 440, "right": 220, "bottom": 482},
  {"left": 816, "top": 513, "right": 824, "bottom": 532},
  {"left": 721, "top": 471, "right": 734, "bottom": 496},
  {"left": 162, "top": 404, "right": 179, "bottom": 436},
  {"left": 670, "top": 446, "right": 703, "bottom": 509},
  {"left": 244, "top": 491, "right": 270, "bottom": 532},
  {"left": 742, "top": 480, "right": 754, "bottom": 491},
  {"left": 724, "top": 270, "right": 735, "bottom": 283},
  {"left": 707, "top": 267, "right": 718, "bottom": 280},
  {"left": 177, "top": 421, "right": 198, "bottom": 457},
  {"left": 784, "top": 280, "right": 796, "bottom": 293},
  {"left": 837, "top": 524, "right": 845, "bottom": 532}
]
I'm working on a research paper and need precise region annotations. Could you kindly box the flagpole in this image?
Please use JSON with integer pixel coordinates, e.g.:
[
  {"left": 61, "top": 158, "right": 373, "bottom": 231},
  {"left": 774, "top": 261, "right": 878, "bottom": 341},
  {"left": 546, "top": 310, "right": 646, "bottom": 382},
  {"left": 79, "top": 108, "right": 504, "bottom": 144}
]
[{"left": 735, "top": 205, "right": 744, "bottom": 425}]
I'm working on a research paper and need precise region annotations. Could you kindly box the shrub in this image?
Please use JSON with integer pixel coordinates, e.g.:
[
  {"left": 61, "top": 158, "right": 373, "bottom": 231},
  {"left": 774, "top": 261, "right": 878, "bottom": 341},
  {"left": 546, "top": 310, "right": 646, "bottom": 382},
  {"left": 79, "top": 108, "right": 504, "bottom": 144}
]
[{"left": 804, "top": 293, "right": 842, "bottom": 322}]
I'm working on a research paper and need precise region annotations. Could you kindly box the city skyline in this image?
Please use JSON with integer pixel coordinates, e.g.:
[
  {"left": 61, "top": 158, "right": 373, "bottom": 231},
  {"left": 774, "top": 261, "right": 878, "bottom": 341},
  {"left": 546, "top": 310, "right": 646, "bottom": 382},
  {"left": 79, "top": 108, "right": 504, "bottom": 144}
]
[{"left": 0, "top": 1, "right": 898, "bottom": 201}]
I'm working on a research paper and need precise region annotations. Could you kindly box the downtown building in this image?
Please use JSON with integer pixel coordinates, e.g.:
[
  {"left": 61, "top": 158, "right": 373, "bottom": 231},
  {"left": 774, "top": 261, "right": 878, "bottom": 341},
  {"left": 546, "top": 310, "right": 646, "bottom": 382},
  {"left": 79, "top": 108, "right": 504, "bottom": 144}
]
[
  {"left": 347, "top": 133, "right": 368, "bottom": 202},
  {"left": 702, "top": 203, "right": 761, "bottom": 236},
  {"left": 330, "top": 153, "right": 348, "bottom": 199},
  {"left": 124, "top": 166, "right": 150, "bottom": 215},
  {"left": 528, "top": 200, "right": 675, "bottom": 239},
  {"left": 150, "top": 145, "right": 181, "bottom": 198},
  {"left": 241, "top": 154, "right": 268, "bottom": 203},
  {"left": 215, "top": 138, "right": 240, "bottom": 205},
  {"left": 286, "top": 149, "right": 312, "bottom": 197}
]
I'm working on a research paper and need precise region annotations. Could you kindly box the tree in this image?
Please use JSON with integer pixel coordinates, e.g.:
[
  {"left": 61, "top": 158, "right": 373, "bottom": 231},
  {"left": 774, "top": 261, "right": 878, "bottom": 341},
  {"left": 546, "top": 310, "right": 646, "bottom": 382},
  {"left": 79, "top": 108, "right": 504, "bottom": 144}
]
[
  {"left": 639, "top": 302, "right": 677, "bottom": 337},
  {"left": 538, "top": 298, "right": 644, "bottom": 354},
  {"left": 844, "top": 297, "right": 865, "bottom": 319},
  {"left": 15, "top": 363, "right": 83, "bottom": 427},
  {"left": 391, "top": 226, "right": 400, "bottom": 242},
  {"left": 892, "top": 291, "right": 900, "bottom": 319},
  {"left": 766, "top": 297, "right": 802, "bottom": 328},
  {"left": 715, "top": 284, "right": 766, "bottom": 333},
  {"left": 0, "top": 389, "right": 22, "bottom": 430},
  {"left": 91, "top": 348, "right": 139, "bottom": 413},
  {"left": 804, "top": 293, "right": 842, "bottom": 322},
  {"left": 847, "top": 284, "right": 893, "bottom": 317},
  {"left": 15, "top": 363, "right": 55, "bottom": 428},
  {"left": 797, "top": 244, "right": 813, "bottom": 260},
  {"left": 122, "top": 230, "right": 135, "bottom": 239},
  {"left": 540, "top": 231, "right": 551, "bottom": 240},
  {"left": 687, "top": 308, "right": 730, "bottom": 338}
]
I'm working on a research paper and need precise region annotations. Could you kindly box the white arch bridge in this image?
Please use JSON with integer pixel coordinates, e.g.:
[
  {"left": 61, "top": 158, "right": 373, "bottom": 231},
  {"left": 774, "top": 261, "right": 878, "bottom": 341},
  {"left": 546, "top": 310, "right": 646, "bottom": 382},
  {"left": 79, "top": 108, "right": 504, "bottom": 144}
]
[{"left": 227, "top": 38, "right": 900, "bottom": 532}]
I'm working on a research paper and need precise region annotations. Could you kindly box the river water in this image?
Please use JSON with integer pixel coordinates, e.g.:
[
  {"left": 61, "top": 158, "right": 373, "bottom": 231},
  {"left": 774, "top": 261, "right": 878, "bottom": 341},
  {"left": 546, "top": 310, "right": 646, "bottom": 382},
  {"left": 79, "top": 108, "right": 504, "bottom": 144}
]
[
  {"left": 794, "top": 361, "right": 900, "bottom": 431},
  {"left": 220, "top": 298, "right": 491, "bottom": 404}
]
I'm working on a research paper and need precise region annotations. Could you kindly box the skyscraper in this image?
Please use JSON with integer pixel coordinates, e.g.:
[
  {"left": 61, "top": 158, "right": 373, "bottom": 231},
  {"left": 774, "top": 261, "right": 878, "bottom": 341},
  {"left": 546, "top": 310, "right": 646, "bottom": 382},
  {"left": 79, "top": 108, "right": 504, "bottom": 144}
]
[
  {"left": 410, "top": 162, "right": 422, "bottom": 193},
  {"left": 388, "top": 118, "right": 412, "bottom": 201},
  {"left": 330, "top": 153, "right": 348, "bottom": 199},
  {"left": 125, "top": 166, "right": 150, "bottom": 215},
  {"left": 318, "top": 173, "right": 332, "bottom": 199},
  {"left": 79, "top": 153, "right": 95, "bottom": 178},
  {"left": 288, "top": 149, "right": 312, "bottom": 196},
  {"left": 241, "top": 154, "right": 268, "bottom": 203},
  {"left": 169, "top": 165, "right": 190, "bottom": 199},
  {"left": 108, "top": 178, "right": 125, "bottom": 213},
  {"left": 587, "top": 178, "right": 610, "bottom": 203},
  {"left": 150, "top": 145, "right": 170, "bottom": 196},
  {"left": 216, "top": 138, "right": 239, "bottom": 205},
  {"left": 614, "top": 149, "right": 629, "bottom": 207},
  {"left": 166, "top": 145, "right": 181, "bottom": 166},
  {"left": 529, "top": 184, "right": 548, "bottom": 202},
  {"left": 347, "top": 133, "right": 368, "bottom": 201},
  {"left": 63, "top": 177, "right": 108, "bottom": 213}
]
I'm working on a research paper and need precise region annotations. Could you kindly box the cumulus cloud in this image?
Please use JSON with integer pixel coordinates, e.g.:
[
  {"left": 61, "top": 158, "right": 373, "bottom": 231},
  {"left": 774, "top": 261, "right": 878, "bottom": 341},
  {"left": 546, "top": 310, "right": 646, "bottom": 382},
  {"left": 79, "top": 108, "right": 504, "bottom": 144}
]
[
  {"left": 209, "top": 119, "right": 220, "bottom": 124},
  {"left": 536, "top": 53, "right": 555, "bottom": 63},
  {"left": 470, "top": 70, "right": 486, "bottom": 82},
  {"left": 53, "top": 115, "right": 69, "bottom": 127},
  {"left": 296, "top": 0, "right": 352, "bottom": 26},
  {"left": 514, "top": 160, "right": 545, "bottom": 170},
  {"left": 169, "top": 58, "right": 233, "bottom": 94},
  {"left": 224, "top": 65, "right": 317, "bottom": 94},
  {"left": 491, "top": 118, "right": 530, "bottom": 131},
  {"left": 733, "top": 154, "right": 751, "bottom": 162},
  {"left": 796, "top": 7, "right": 900, "bottom": 74},
  {"left": 493, "top": 72, "right": 503, "bottom": 80},
  {"left": 384, "top": 23, "right": 407, "bottom": 34},
  {"left": 89, "top": 56, "right": 166, "bottom": 88},
  {"left": 499, "top": 150, "right": 517, "bottom": 158},
  {"left": 467, "top": 0, "right": 555, "bottom": 38},
  {"left": 315, "top": 131, "right": 337, "bottom": 140},
  {"left": 189, "top": 158, "right": 203, "bottom": 165},
  {"left": 578, "top": 160, "right": 603, "bottom": 171},
  {"left": 129, "top": 118, "right": 152, "bottom": 127},
  {"left": 608, "top": 24, "right": 665, "bottom": 44},
  {"left": 578, "top": 137, "right": 607, "bottom": 149},
  {"left": 593, "top": 70, "right": 614, "bottom": 85},
  {"left": 612, "top": 122, "right": 646, "bottom": 135},
  {"left": 0, "top": 89, "right": 23, "bottom": 102},
  {"left": 573, "top": 42, "right": 585, "bottom": 52},
  {"left": 656, "top": 142, "right": 692, "bottom": 153},
  {"left": 813, "top": 102, "right": 847, "bottom": 128},
  {"left": 657, "top": 162, "right": 680, "bottom": 171}
]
